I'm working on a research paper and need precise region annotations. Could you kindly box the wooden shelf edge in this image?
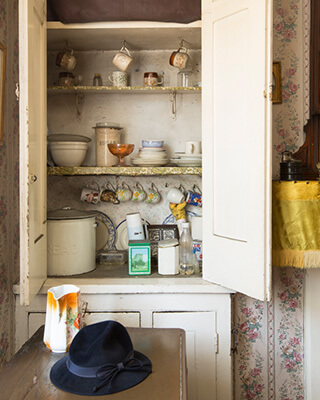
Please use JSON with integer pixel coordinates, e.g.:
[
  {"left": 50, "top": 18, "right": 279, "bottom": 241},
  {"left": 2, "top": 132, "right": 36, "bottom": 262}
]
[
  {"left": 47, "top": 86, "right": 201, "bottom": 94},
  {"left": 47, "top": 166, "right": 202, "bottom": 176}
]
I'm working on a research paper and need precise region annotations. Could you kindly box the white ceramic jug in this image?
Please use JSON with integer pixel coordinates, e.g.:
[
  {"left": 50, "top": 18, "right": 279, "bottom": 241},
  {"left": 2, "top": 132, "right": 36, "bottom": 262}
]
[{"left": 43, "top": 284, "right": 81, "bottom": 353}]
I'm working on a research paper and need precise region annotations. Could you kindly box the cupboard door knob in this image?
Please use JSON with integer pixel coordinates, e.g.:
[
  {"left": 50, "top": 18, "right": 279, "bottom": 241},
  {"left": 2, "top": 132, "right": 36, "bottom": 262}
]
[{"left": 29, "top": 174, "right": 37, "bottom": 183}]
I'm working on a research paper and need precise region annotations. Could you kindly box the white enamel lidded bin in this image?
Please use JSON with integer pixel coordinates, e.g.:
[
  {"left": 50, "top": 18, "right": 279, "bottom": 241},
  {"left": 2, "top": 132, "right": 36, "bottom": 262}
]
[{"left": 47, "top": 207, "right": 97, "bottom": 276}]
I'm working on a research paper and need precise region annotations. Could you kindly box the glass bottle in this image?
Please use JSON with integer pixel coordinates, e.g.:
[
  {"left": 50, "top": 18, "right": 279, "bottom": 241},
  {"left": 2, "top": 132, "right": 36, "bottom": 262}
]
[
  {"left": 93, "top": 73, "right": 103, "bottom": 86},
  {"left": 179, "top": 222, "right": 195, "bottom": 275}
]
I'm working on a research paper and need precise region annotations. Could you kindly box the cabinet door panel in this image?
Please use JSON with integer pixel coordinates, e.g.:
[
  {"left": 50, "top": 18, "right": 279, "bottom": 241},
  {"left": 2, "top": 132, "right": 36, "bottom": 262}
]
[
  {"left": 202, "top": 0, "right": 272, "bottom": 301},
  {"left": 19, "top": 0, "right": 47, "bottom": 306},
  {"left": 153, "top": 311, "right": 218, "bottom": 400},
  {"left": 83, "top": 312, "right": 140, "bottom": 327}
]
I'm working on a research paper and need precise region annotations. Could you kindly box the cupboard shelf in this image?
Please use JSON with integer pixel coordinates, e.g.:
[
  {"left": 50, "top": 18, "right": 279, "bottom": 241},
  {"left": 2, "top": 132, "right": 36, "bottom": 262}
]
[
  {"left": 47, "top": 166, "right": 202, "bottom": 176},
  {"left": 47, "top": 86, "right": 202, "bottom": 94}
]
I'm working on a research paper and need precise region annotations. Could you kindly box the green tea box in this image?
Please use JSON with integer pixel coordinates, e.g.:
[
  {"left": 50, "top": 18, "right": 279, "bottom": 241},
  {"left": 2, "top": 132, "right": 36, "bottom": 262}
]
[{"left": 128, "top": 240, "right": 151, "bottom": 275}]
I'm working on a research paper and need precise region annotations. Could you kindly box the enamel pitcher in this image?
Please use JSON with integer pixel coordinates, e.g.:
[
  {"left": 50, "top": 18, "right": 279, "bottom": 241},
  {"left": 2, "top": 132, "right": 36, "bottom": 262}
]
[{"left": 43, "top": 285, "right": 82, "bottom": 353}]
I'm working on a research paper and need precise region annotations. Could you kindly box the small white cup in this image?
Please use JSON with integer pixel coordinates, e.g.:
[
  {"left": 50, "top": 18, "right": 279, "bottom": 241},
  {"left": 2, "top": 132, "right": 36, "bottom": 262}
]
[
  {"left": 167, "top": 187, "right": 185, "bottom": 204},
  {"left": 185, "top": 141, "right": 202, "bottom": 155},
  {"left": 112, "top": 46, "right": 133, "bottom": 72},
  {"left": 108, "top": 71, "right": 128, "bottom": 87}
]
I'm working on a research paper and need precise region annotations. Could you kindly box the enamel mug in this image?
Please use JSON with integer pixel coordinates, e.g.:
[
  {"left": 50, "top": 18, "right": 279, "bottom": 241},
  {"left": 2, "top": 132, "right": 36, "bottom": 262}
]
[
  {"left": 185, "top": 141, "right": 202, "bottom": 155},
  {"left": 169, "top": 47, "right": 190, "bottom": 69},
  {"left": 144, "top": 72, "right": 164, "bottom": 87},
  {"left": 112, "top": 46, "right": 133, "bottom": 72},
  {"left": 43, "top": 285, "right": 82, "bottom": 353},
  {"left": 80, "top": 182, "right": 101, "bottom": 204},
  {"left": 56, "top": 49, "right": 77, "bottom": 71}
]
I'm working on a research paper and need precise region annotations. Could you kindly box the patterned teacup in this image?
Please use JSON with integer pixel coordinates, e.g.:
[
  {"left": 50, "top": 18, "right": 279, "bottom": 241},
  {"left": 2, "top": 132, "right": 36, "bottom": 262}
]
[
  {"left": 131, "top": 183, "right": 147, "bottom": 202},
  {"left": 146, "top": 183, "right": 161, "bottom": 204},
  {"left": 108, "top": 71, "right": 128, "bottom": 87},
  {"left": 116, "top": 182, "right": 132, "bottom": 202}
]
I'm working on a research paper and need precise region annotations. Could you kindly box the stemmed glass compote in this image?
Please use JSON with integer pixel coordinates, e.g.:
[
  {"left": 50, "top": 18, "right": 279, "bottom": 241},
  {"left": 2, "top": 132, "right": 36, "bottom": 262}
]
[{"left": 107, "top": 144, "right": 135, "bottom": 167}]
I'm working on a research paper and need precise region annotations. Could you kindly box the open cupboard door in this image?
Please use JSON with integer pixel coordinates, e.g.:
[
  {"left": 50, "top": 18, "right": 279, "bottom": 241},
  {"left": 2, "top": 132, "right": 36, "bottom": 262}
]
[
  {"left": 19, "top": 0, "right": 47, "bottom": 306},
  {"left": 201, "top": 0, "right": 272, "bottom": 301}
]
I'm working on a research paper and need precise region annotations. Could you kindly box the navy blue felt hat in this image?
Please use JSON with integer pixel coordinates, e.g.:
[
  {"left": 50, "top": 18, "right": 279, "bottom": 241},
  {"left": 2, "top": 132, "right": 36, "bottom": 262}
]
[{"left": 50, "top": 320, "right": 152, "bottom": 396}]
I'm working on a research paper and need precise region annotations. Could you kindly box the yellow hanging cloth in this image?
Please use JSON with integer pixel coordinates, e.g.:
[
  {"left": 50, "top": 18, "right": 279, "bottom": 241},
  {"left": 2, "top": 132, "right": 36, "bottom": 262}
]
[{"left": 272, "top": 180, "right": 320, "bottom": 268}]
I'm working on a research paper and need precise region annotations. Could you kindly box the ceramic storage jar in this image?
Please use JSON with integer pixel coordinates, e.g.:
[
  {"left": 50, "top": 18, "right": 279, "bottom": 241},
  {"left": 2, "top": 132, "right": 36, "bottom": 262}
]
[{"left": 93, "top": 122, "right": 122, "bottom": 166}]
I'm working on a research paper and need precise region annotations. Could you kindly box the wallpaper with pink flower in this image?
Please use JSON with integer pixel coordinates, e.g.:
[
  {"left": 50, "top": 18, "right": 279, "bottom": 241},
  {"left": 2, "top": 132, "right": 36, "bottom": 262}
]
[
  {"left": 234, "top": 0, "right": 308, "bottom": 398},
  {"left": 272, "top": 0, "right": 309, "bottom": 177},
  {"left": 0, "top": 1, "right": 309, "bottom": 400}
]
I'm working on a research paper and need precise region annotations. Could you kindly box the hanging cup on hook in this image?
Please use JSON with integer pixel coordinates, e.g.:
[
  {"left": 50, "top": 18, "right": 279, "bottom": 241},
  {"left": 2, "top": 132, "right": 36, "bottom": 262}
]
[
  {"left": 169, "top": 40, "right": 190, "bottom": 69},
  {"left": 112, "top": 41, "right": 133, "bottom": 72},
  {"left": 56, "top": 43, "right": 77, "bottom": 71}
]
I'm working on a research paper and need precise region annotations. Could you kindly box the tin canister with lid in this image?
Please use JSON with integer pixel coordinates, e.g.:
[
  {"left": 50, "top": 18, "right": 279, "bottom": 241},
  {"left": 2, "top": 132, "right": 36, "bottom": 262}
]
[
  {"left": 280, "top": 151, "right": 302, "bottom": 181},
  {"left": 93, "top": 122, "right": 122, "bottom": 166}
]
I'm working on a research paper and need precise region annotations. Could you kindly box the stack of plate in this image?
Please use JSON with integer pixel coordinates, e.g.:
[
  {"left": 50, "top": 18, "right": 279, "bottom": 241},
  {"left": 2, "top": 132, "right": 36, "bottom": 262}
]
[
  {"left": 171, "top": 152, "right": 202, "bottom": 167},
  {"left": 131, "top": 146, "right": 170, "bottom": 167}
]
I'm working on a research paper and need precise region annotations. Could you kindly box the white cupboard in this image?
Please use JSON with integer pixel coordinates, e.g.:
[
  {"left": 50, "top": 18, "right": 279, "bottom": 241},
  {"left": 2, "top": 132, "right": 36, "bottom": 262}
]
[
  {"left": 15, "top": 286, "right": 233, "bottom": 400},
  {"left": 17, "top": 0, "right": 273, "bottom": 398}
]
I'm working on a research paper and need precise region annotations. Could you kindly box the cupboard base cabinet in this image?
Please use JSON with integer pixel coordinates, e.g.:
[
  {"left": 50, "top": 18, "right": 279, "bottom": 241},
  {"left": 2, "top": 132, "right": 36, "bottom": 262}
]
[{"left": 14, "top": 282, "right": 234, "bottom": 400}]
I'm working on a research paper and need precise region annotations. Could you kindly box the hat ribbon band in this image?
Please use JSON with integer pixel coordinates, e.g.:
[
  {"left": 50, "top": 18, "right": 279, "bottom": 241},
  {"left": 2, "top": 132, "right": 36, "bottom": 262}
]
[{"left": 66, "top": 351, "right": 148, "bottom": 393}]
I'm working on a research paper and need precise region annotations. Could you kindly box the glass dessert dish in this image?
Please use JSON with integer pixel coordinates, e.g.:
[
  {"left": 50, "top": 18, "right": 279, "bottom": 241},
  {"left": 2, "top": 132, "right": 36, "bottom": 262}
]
[{"left": 107, "top": 143, "right": 135, "bottom": 166}]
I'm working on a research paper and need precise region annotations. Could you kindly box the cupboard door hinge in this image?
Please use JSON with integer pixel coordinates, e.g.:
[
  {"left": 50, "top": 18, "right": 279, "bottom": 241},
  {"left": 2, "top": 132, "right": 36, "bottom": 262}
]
[
  {"left": 263, "top": 86, "right": 273, "bottom": 101},
  {"left": 214, "top": 333, "right": 219, "bottom": 354},
  {"left": 231, "top": 326, "right": 238, "bottom": 354},
  {"left": 15, "top": 83, "right": 19, "bottom": 101}
]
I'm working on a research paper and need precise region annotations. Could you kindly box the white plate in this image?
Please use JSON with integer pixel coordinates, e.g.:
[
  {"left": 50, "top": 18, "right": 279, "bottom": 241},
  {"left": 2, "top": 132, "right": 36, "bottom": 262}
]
[
  {"left": 94, "top": 211, "right": 116, "bottom": 251},
  {"left": 115, "top": 219, "right": 150, "bottom": 250},
  {"left": 139, "top": 147, "right": 165, "bottom": 152},
  {"left": 174, "top": 152, "right": 202, "bottom": 159},
  {"left": 131, "top": 158, "right": 170, "bottom": 166},
  {"left": 171, "top": 159, "right": 202, "bottom": 167}
]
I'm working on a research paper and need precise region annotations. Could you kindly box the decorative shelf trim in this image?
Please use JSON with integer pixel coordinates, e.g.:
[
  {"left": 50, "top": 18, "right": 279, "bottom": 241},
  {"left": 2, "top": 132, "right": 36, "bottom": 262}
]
[
  {"left": 47, "top": 166, "right": 202, "bottom": 176},
  {"left": 47, "top": 85, "right": 201, "bottom": 94}
]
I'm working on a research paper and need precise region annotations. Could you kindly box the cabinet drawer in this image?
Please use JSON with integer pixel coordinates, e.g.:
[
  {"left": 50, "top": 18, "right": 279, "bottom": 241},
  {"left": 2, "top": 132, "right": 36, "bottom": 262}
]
[{"left": 28, "top": 311, "right": 140, "bottom": 340}]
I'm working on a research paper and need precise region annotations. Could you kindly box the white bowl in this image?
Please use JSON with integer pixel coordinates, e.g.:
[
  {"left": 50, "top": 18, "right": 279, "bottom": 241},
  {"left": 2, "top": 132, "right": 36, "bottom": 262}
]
[
  {"left": 50, "top": 141, "right": 88, "bottom": 167},
  {"left": 142, "top": 140, "right": 164, "bottom": 148}
]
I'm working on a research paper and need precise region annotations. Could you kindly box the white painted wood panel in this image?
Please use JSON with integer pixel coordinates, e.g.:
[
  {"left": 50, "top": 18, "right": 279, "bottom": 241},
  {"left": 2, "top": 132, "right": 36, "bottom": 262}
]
[
  {"left": 19, "top": 0, "right": 47, "bottom": 306},
  {"left": 202, "top": 0, "right": 272, "bottom": 301},
  {"left": 153, "top": 311, "right": 217, "bottom": 400},
  {"left": 28, "top": 311, "right": 140, "bottom": 340}
]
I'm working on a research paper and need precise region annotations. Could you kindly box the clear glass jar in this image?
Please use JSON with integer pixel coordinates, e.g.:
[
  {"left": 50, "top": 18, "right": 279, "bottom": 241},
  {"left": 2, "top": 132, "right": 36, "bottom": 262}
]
[
  {"left": 59, "top": 72, "right": 74, "bottom": 86},
  {"left": 93, "top": 73, "right": 103, "bottom": 86},
  {"left": 177, "top": 70, "right": 194, "bottom": 87},
  {"left": 179, "top": 222, "right": 195, "bottom": 275}
]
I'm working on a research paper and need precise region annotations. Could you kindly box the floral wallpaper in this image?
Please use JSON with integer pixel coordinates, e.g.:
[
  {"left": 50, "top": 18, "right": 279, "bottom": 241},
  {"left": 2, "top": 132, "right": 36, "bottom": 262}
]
[
  {"left": 233, "top": 0, "right": 308, "bottom": 399},
  {"left": 0, "top": 0, "right": 19, "bottom": 366},
  {"left": 0, "top": 1, "right": 310, "bottom": 400},
  {"left": 272, "top": 0, "right": 309, "bottom": 177}
]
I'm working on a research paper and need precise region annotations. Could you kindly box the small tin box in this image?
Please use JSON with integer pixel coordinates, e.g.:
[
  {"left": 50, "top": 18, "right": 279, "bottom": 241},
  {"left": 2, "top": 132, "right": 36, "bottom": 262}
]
[
  {"left": 128, "top": 240, "right": 151, "bottom": 275},
  {"left": 158, "top": 238, "right": 179, "bottom": 275}
]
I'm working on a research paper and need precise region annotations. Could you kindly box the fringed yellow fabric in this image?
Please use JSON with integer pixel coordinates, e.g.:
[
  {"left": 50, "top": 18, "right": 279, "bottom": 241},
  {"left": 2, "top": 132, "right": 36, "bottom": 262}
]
[{"left": 272, "top": 181, "right": 320, "bottom": 268}]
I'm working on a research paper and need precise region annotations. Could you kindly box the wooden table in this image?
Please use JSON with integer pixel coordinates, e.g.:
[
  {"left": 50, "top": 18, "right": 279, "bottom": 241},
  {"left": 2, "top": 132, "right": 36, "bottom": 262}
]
[{"left": 0, "top": 326, "right": 187, "bottom": 399}]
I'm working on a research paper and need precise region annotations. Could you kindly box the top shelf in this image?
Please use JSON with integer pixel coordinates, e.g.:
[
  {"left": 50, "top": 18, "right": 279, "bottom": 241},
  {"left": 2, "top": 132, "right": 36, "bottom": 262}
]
[{"left": 47, "top": 21, "right": 202, "bottom": 51}]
